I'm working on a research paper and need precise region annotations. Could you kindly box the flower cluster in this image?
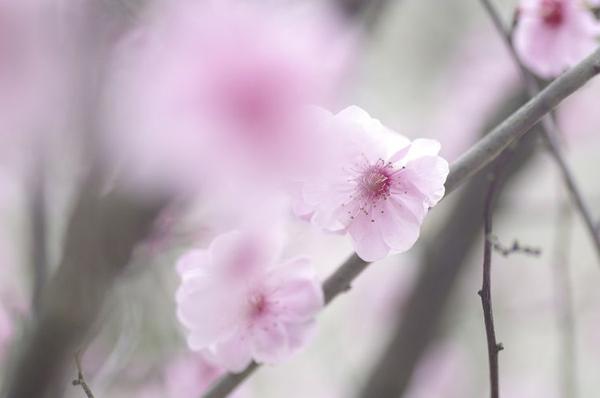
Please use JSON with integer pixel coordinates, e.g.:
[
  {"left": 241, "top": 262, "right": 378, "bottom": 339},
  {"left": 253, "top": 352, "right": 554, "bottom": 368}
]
[{"left": 514, "top": 0, "right": 600, "bottom": 78}]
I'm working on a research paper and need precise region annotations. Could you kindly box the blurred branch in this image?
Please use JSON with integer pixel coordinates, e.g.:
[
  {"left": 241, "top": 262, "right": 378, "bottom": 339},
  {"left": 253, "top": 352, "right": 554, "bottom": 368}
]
[
  {"left": 359, "top": 93, "right": 537, "bottom": 398},
  {"left": 27, "top": 148, "right": 48, "bottom": 313},
  {"left": 3, "top": 178, "right": 164, "bottom": 398},
  {"left": 478, "top": 0, "right": 600, "bottom": 264},
  {"left": 551, "top": 190, "right": 577, "bottom": 398},
  {"left": 2, "top": 3, "right": 159, "bottom": 398},
  {"left": 479, "top": 162, "right": 508, "bottom": 398},
  {"left": 335, "top": 0, "right": 393, "bottom": 29},
  {"left": 204, "top": 40, "right": 600, "bottom": 398},
  {"left": 72, "top": 352, "right": 95, "bottom": 398}
]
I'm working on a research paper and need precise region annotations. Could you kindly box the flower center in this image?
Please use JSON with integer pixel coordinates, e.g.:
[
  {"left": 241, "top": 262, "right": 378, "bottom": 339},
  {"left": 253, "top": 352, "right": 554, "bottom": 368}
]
[
  {"left": 357, "top": 162, "right": 392, "bottom": 202},
  {"left": 540, "top": 0, "right": 563, "bottom": 27},
  {"left": 248, "top": 292, "right": 268, "bottom": 317}
]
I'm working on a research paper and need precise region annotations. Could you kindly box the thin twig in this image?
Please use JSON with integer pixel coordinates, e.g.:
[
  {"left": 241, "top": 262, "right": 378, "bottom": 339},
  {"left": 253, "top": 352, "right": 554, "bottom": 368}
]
[
  {"left": 479, "top": 172, "right": 505, "bottom": 398},
  {"left": 203, "top": 45, "right": 600, "bottom": 398},
  {"left": 73, "top": 352, "right": 95, "bottom": 398},
  {"left": 478, "top": 0, "right": 600, "bottom": 264},
  {"left": 488, "top": 235, "right": 541, "bottom": 257}
]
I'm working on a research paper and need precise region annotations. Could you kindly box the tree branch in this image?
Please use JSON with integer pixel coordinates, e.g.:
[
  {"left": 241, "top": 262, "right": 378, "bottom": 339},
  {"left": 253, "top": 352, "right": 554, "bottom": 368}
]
[
  {"left": 27, "top": 149, "right": 48, "bottom": 313},
  {"left": 2, "top": 178, "right": 165, "bottom": 398},
  {"left": 478, "top": 0, "right": 600, "bottom": 263},
  {"left": 72, "top": 352, "right": 95, "bottom": 398},
  {"left": 202, "top": 43, "right": 600, "bottom": 398},
  {"left": 479, "top": 167, "right": 506, "bottom": 398}
]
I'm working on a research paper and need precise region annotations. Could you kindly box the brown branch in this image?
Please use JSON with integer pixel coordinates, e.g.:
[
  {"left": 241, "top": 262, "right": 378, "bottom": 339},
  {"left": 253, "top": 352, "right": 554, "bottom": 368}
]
[
  {"left": 72, "top": 352, "right": 95, "bottom": 398},
  {"left": 479, "top": 169, "right": 505, "bottom": 398},
  {"left": 478, "top": 0, "right": 600, "bottom": 264}
]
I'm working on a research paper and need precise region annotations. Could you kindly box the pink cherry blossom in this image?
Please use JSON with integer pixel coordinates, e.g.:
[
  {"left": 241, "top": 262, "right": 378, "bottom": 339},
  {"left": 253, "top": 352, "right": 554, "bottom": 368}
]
[
  {"left": 514, "top": 0, "right": 600, "bottom": 79},
  {"left": 175, "top": 230, "right": 323, "bottom": 372},
  {"left": 295, "top": 106, "right": 449, "bottom": 262},
  {"left": 104, "top": 0, "right": 354, "bottom": 195}
]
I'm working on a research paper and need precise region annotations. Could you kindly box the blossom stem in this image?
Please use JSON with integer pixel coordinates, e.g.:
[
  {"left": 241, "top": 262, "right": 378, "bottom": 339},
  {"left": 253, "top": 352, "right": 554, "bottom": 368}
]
[
  {"left": 478, "top": 0, "right": 600, "bottom": 263},
  {"left": 203, "top": 42, "right": 600, "bottom": 398}
]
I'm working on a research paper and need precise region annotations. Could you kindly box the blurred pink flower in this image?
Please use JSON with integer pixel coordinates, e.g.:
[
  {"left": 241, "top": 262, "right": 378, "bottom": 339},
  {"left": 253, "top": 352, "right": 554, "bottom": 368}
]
[
  {"left": 514, "top": 0, "right": 600, "bottom": 78},
  {"left": 105, "top": 0, "right": 354, "bottom": 195},
  {"left": 176, "top": 230, "right": 323, "bottom": 372},
  {"left": 295, "top": 106, "right": 448, "bottom": 262}
]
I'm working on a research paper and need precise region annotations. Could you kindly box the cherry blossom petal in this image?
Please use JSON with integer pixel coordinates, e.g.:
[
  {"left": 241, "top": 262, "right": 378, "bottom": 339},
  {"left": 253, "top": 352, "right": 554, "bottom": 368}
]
[
  {"left": 250, "top": 321, "right": 289, "bottom": 364},
  {"left": 208, "top": 333, "right": 253, "bottom": 373},
  {"left": 348, "top": 212, "right": 391, "bottom": 261}
]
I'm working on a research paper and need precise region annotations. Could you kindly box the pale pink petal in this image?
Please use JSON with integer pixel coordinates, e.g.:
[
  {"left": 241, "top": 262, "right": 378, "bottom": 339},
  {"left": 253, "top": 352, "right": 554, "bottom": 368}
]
[
  {"left": 208, "top": 332, "right": 253, "bottom": 373},
  {"left": 348, "top": 212, "right": 391, "bottom": 261},
  {"left": 377, "top": 198, "right": 422, "bottom": 253},
  {"left": 267, "top": 259, "right": 324, "bottom": 322},
  {"left": 285, "top": 319, "right": 318, "bottom": 351},
  {"left": 176, "top": 272, "right": 242, "bottom": 348},
  {"left": 250, "top": 321, "right": 289, "bottom": 364},
  {"left": 403, "top": 156, "right": 449, "bottom": 206},
  {"left": 176, "top": 249, "right": 209, "bottom": 276}
]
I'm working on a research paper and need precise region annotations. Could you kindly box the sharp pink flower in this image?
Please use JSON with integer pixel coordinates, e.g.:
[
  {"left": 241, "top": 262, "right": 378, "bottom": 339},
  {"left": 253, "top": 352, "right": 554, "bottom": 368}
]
[
  {"left": 514, "top": 0, "right": 600, "bottom": 78},
  {"left": 295, "top": 106, "right": 449, "bottom": 262},
  {"left": 175, "top": 230, "right": 323, "bottom": 372}
]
